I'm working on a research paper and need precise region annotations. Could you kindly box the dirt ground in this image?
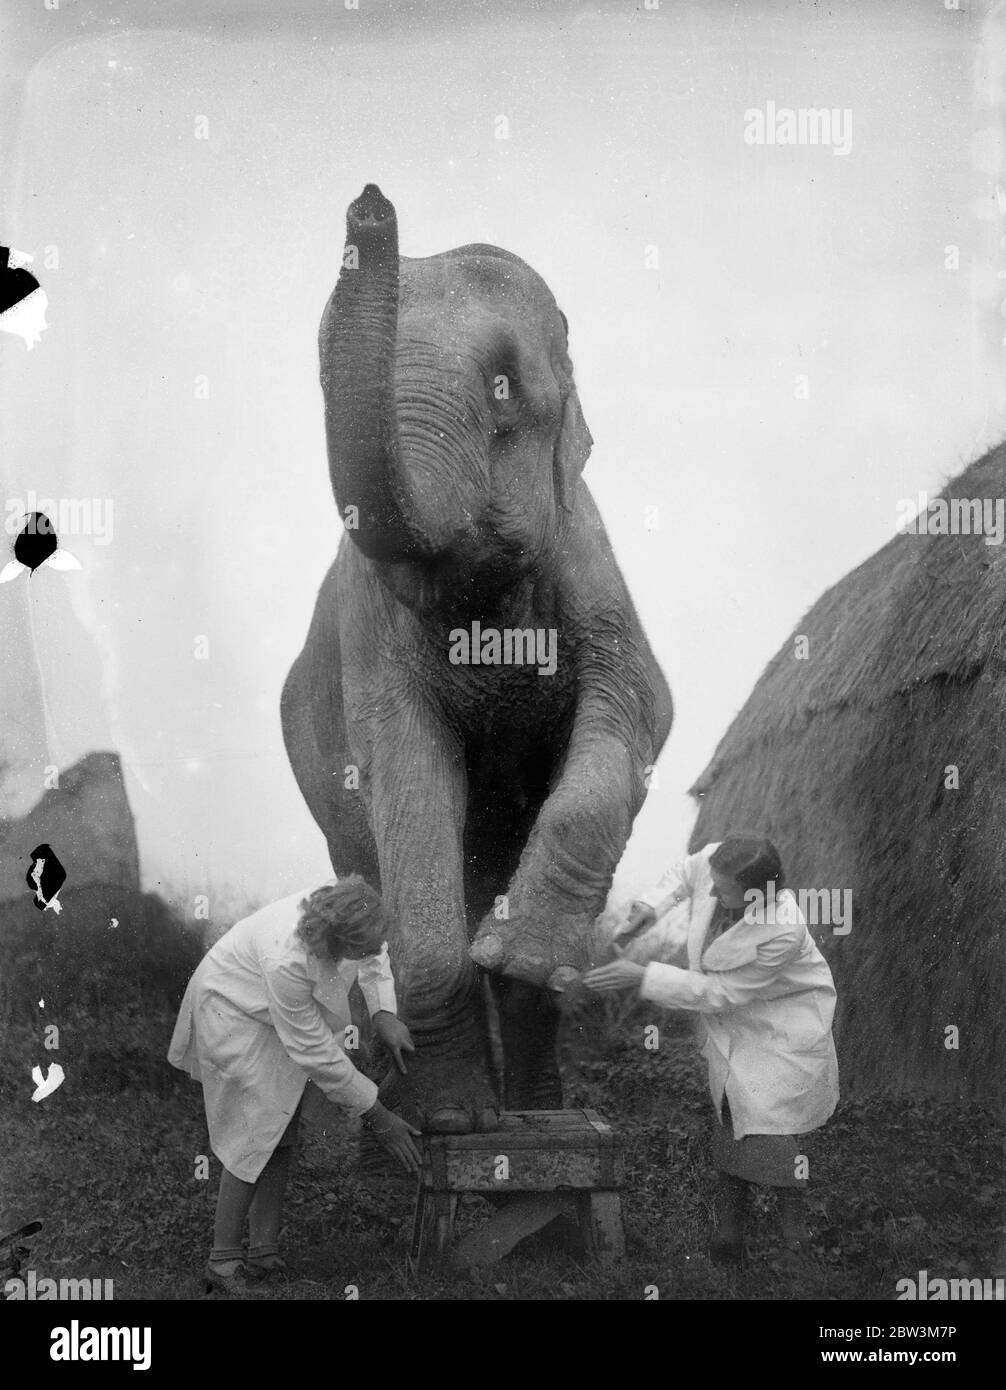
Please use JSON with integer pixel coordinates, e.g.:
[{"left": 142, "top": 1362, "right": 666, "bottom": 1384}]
[{"left": 2, "top": 999, "right": 1001, "bottom": 1301}]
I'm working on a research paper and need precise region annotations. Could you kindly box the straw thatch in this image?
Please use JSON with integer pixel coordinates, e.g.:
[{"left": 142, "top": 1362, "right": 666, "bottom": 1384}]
[{"left": 690, "top": 443, "right": 1006, "bottom": 1105}]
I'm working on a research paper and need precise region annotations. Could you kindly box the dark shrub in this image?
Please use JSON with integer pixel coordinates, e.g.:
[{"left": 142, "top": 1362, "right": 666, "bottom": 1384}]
[{"left": 0, "top": 885, "right": 204, "bottom": 1096}]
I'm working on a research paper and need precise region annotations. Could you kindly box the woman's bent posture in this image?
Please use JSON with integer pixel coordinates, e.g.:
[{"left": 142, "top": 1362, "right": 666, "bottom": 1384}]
[{"left": 169, "top": 874, "right": 420, "bottom": 1292}]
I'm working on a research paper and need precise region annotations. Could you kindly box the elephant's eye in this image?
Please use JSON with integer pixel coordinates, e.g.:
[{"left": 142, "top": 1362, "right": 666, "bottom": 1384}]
[
  {"left": 491, "top": 362, "right": 519, "bottom": 401},
  {"left": 489, "top": 362, "right": 521, "bottom": 432}
]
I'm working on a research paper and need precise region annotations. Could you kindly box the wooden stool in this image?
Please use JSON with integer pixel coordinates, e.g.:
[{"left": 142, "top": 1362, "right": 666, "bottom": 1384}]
[{"left": 409, "top": 1109, "right": 625, "bottom": 1272}]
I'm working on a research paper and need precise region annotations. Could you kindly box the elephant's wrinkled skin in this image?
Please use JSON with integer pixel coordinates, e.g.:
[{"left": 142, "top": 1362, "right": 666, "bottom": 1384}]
[{"left": 282, "top": 185, "right": 672, "bottom": 1133}]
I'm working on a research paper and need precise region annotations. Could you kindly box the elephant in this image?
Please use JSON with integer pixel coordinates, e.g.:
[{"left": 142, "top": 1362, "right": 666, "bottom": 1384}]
[{"left": 281, "top": 184, "right": 672, "bottom": 1134}]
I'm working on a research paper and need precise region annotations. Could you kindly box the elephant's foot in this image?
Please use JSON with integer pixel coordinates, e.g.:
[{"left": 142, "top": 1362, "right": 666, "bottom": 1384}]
[
  {"left": 470, "top": 905, "right": 590, "bottom": 993},
  {"left": 358, "top": 1051, "right": 498, "bottom": 1183},
  {"left": 379, "top": 1050, "right": 499, "bottom": 1135},
  {"left": 492, "top": 977, "right": 564, "bottom": 1111}
]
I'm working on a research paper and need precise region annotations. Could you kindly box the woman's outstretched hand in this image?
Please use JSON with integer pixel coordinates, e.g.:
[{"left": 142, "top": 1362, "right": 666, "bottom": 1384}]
[
  {"left": 363, "top": 1101, "right": 422, "bottom": 1174},
  {"left": 372, "top": 1011, "right": 416, "bottom": 1075},
  {"left": 583, "top": 948, "right": 646, "bottom": 993},
  {"left": 614, "top": 901, "right": 657, "bottom": 943}
]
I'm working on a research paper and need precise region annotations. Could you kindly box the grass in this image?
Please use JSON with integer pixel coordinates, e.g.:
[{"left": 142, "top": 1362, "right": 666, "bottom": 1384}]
[{"left": 2, "top": 994, "right": 1001, "bottom": 1301}]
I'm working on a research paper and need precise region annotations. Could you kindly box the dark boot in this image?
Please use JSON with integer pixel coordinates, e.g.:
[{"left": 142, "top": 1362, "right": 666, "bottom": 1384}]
[
  {"left": 779, "top": 1186, "right": 810, "bottom": 1253},
  {"left": 709, "top": 1173, "right": 749, "bottom": 1265}
]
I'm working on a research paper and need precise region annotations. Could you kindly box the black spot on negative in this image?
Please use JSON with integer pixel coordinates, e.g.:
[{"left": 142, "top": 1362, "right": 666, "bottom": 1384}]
[
  {"left": 13, "top": 512, "right": 58, "bottom": 571},
  {"left": 26, "top": 843, "right": 67, "bottom": 910},
  {"left": 0, "top": 247, "right": 40, "bottom": 316}
]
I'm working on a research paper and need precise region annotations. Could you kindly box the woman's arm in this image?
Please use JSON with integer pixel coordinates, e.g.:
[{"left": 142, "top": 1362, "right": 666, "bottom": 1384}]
[
  {"left": 356, "top": 943, "right": 398, "bottom": 1017},
  {"left": 356, "top": 943, "right": 414, "bottom": 1075},
  {"left": 614, "top": 899, "right": 690, "bottom": 965},
  {"left": 619, "top": 854, "right": 697, "bottom": 944},
  {"left": 261, "top": 955, "right": 378, "bottom": 1115},
  {"left": 647, "top": 882, "right": 690, "bottom": 920},
  {"left": 636, "top": 846, "right": 710, "bottom": 917},
  {"left": 639, "top": 931, "right": 800, "bottom": 1014}
]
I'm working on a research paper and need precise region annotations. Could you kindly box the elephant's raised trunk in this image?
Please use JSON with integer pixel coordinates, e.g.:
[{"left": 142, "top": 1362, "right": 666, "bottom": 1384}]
[
  {"left": 319, "top": 184, "right": 428, "bottom": 562},
  {"left": 324, "top": 183, "right": 491, "bottom": 567}
]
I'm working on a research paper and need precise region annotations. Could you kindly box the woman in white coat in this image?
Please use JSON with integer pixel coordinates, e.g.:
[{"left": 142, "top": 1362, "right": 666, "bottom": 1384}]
[
  {"left": 585, "top": 836, "right": 839, "bottom": 1265},
  {"left": 169, "top": 874, "right": 420, "bottom": 1292}
]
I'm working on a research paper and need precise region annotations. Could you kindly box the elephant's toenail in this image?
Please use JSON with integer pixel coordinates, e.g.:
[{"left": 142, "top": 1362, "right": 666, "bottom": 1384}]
[
  {"left": 470, "top": 934, "right": 504, "bottom": 969},
  {"left": 548, "top": 966, "right": 581, "bottom": 993},
  {"left": 428, "top": 1107, "right": 473, "bottom": 1134}
]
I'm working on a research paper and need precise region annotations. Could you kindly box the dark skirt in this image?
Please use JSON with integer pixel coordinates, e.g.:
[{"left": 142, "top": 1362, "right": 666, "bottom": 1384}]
[{"left": 711, "top": 1098, "right": 809, "bottom": 1188}]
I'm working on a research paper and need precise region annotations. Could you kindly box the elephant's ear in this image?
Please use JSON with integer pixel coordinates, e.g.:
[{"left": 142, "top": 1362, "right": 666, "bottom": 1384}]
[{"left": 552, "top": 381, "right": 593, "bottom": 513}]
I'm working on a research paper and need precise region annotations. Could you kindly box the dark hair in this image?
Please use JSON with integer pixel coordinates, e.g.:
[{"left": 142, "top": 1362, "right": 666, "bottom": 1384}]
[
  {"left": 709, "top": 836, "right": 785, "bottom": 896},
  {"left": 295, "top": 875, "right": 387, "bottom": 961}
]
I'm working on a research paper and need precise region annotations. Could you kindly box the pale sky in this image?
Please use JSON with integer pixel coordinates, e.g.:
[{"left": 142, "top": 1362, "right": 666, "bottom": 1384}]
[{"left": 1, "top": 0, "right": 1004, "bottom": 919}]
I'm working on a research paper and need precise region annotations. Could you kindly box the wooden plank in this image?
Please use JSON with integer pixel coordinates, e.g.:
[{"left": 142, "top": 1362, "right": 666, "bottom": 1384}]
[
  {"left": 431, "top": 1193, "right": 457, "bottom": 1258},
  {"left": 583, "top": 1111, "right": 616, "bottom": 1184},
  {"left": 580, "top": 1192, "right": 626, "bottom": 1264},
  {"left": 584, "top": 1110, "right": 612, "bottom": 1138},
  {"left": 430, "top": 1141, "right": 448, "bottom": 1188},
  {"left": 507, "top": 1110, "right": 589, "bottom": 1127},
  {"left": 441, "top": 1149, "right": 607, "bottom": 1191},
  {"left": 431, "top": 1130, "right": 607, "bottom": 1153},
  {"left": 492, "top": 1110, "right": 592, "bottom": 1133},
  {"left": 449, "top": 1195, "right": 575, "bottom": 1270},
  {"left": 419, "top": 1109, "right": 623, "bottom": 1193},
  {"left": 428, "top": 1111, "right": 614, "bottom": 1150},
  {"left": 408, "top": 1182, "right": 427, "bottom": 1271}
]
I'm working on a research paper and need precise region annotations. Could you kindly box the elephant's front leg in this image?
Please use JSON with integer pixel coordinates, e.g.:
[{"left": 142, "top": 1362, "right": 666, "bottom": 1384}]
[
  {"left": 470, "top": 704, "right": 648, "bottom": 991},
  {"left": 492, "top": 977, "right": 563, "bottom": 1110},
  {"left": 369, "top": 712, "right": 498, "bottom": 1133}
]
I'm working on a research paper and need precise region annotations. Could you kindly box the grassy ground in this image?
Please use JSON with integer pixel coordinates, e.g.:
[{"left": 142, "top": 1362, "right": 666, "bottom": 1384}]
[{"left": 2, "top": 997, "right": 1001, "bottom": 1301}]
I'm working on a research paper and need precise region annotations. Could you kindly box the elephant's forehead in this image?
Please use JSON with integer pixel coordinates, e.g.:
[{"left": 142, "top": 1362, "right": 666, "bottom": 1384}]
[{"left": 399, "top": 247, "right": 556, "bottom": 317}]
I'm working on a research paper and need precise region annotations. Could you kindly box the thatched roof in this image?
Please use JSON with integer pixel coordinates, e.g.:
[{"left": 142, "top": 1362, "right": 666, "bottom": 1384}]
[{"left": 690, "top": 442, "right": 1006, "bottom": 1105}]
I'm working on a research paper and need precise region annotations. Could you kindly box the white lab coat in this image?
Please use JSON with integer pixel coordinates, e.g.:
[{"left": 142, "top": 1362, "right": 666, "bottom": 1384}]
[
  {"left": 635, "top": 844, "right": 839, "bottom": 1139},
  {"left": 168, "top": 885, "right": 397, "bottom": 1181}
]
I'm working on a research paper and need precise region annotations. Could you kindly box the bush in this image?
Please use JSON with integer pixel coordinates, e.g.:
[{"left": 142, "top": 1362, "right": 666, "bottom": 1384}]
[{"left": 0, "top": 884, "right": 204, "bottom": 1097}]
